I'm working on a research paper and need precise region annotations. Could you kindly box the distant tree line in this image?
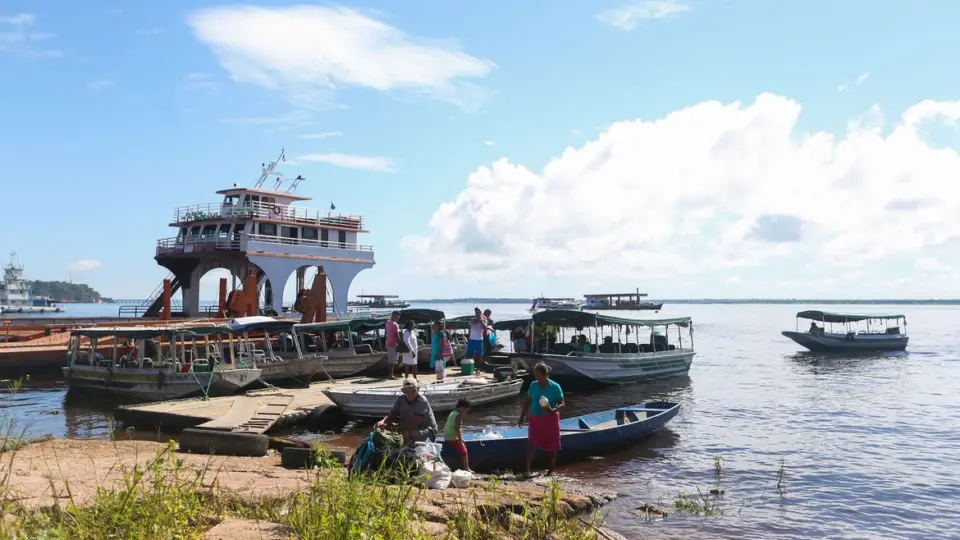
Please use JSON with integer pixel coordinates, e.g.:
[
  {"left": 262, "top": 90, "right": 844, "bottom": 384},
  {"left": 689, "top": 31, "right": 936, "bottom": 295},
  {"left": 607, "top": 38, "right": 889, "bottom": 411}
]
[{"left": 27, "top": 280, "right": 112, "bottom": 303}]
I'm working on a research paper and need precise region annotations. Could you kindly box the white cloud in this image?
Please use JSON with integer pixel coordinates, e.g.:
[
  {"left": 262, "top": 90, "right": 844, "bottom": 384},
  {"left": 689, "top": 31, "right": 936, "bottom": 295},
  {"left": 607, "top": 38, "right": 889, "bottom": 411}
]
[
  {"left": 402, "top": 93, "right": 960, "bottom": 285},
  {"left": 915, "top": 257, "right": 951, "bottom": 272},
  {"left": 296, "top": 153, "right": 395, "bottom": 173},
  {"left": 69, "top": 259, "right": 102, "bottom": 272},
  {"left": 597, "top": 0, "right": 690, "bottom": 31},
  {"left": 187, "top": 5, "right": 495, "bottom": 109},
  {"left": 484, "top": 140, "right": 495, "bottom": 146},
  {"left": 0, "top": 12, "right": 61, "bottom": 59},
  {"left": 838, "top": 72, "right": 869, "bottom": 92},
  {"left": 726, "top": 276, "right": 743, "bottom": 285},
  {"left": 300, "top": 132, "right": 343, "bottom": 139},
  {"left": 87, "top": 79, "right": 115, "bottom": 91}
]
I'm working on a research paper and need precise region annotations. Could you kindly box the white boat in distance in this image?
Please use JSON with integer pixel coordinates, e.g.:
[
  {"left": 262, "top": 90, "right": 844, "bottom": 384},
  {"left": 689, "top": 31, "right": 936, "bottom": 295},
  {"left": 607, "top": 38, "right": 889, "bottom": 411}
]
[
  {"left": 506, "top": 309, "right": 694, "bottom": 385},
  {"left": 529, "top": 297, "right": 583, "bottom": 312},
  {"left": 781, "top": 310, "right": 908, "bottom": 352},
  {"left": 323, "top": 377, "right": 523, "bottom": 418}
]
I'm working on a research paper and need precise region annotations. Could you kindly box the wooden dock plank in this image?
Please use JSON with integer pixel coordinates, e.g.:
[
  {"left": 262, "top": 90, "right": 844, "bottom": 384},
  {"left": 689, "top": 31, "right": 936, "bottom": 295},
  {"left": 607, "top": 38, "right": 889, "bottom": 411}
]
[{"left": 116, "top": 369, "right": 492, "bottom": 432}]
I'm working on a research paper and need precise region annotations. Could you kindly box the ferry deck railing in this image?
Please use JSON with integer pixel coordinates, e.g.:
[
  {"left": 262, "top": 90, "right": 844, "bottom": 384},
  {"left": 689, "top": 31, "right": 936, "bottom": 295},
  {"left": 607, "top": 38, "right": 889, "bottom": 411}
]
[
  {"left": 172, "top": 201, "right": 364, "bottom": 231},
  {"left": 156, "top": 234, "right": 373, "bottom": 256}
]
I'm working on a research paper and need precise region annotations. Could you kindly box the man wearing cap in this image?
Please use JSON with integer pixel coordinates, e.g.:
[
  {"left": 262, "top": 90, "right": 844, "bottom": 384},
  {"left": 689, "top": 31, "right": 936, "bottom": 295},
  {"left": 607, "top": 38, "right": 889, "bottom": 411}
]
[{"left": 376, "top": 378, "right": 438, "bottom": 445}]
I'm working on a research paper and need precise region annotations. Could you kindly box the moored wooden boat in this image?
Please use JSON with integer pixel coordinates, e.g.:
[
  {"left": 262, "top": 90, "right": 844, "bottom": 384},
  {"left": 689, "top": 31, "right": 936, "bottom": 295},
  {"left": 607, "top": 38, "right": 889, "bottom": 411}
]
[
  {"left": 222, "top": 316, "right": 323, "bottom": 384},
  {"left": 62, "top": 326, "right": 261, "bottom": 401},
  {"left": 497, "top": 309, "right": 695, "bottom": 385},
  {"left": 781, "top": 310, "right": 909, "bottom": 352},
  {"left": 292, "top": 318, "right": 389, "bottom": 378},
  {"left": 323, "top": 377, "right": 523, "bottom": 418},
  {"left": 440, "top": 401, "right": 680, "bottom": 472}
]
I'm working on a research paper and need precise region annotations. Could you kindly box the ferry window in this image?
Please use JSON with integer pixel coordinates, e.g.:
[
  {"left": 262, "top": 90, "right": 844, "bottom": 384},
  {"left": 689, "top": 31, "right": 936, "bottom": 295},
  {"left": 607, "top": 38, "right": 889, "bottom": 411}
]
[
  {"left": 218, "top": 224, "right": 231, "bottom": 238},
  {"left": 258, "top": 223, "right": 277, "bottom": 236},
  {"left": 281, "top": 226, "right": 298, "bottom": 239},
  {"left": 201, "top": 224, "right": 217, "bottom": 237},
  {"left": 189, "top": 226, "right": 201, "bottom": 236},
  {"left": 177, "top": 227, "right": 187, "bottom": 239},
  {"left": 223, "top": 196, "right": 238, "bottom": 205},
  {"left": 320, "top": 229, "right": 329, "bottom": 242},
  {"left": 302, "top": 227, "right": 319, "bottom": 240},
  {"left": 338, "top": 230, "right": 346, "bottom": 244}
]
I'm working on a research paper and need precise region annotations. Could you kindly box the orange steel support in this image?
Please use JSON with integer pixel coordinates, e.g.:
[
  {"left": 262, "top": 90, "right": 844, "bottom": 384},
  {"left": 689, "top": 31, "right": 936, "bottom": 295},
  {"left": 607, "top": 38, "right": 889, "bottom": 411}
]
[
  {"left": 298, "top": 266, "right": 327, "bottom": 324},
  {"left": 161, "top": 279, "right": 172, "bottom": 321},
  {"left": 217, "top": 278, "right": 227, "bottom": 318}
]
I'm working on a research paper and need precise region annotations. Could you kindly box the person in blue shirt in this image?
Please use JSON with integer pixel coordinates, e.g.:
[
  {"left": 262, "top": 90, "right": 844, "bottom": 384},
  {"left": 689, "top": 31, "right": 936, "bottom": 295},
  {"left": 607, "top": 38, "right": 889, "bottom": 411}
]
[{"left": 517, "top": 362, "right": 564, "bottom": 477}]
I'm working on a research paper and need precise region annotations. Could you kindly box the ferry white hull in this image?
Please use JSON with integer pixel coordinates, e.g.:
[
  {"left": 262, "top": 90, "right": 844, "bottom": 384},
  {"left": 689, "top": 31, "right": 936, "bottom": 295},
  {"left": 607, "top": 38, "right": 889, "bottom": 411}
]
[
  {"left": 0, "top": 304, "right": 65, "bottom": 314},
  {"left": 782, "top": 331, "right": 908, "bottom": 352},
  {"left": 63, "top": 365, "right": 261, "bottom": 401},
  {"left": 323, "top": 378, "right": 523, "bottom": 418},
  {"left": 534, "top": 349, "right": 695, "bottom": 384}
]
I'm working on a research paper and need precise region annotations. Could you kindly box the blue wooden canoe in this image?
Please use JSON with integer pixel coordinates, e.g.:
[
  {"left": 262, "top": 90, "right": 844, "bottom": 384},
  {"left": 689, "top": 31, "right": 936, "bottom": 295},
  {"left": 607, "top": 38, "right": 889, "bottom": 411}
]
[{"left": 440, "top": 401, "right": 680, "bottom": 472}]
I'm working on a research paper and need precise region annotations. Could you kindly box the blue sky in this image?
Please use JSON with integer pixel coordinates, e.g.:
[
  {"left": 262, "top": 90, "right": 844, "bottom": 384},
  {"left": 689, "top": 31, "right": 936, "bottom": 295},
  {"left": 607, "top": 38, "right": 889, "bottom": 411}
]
[{"left": 3, "top": 1, "right": 960, "bottom": 301}]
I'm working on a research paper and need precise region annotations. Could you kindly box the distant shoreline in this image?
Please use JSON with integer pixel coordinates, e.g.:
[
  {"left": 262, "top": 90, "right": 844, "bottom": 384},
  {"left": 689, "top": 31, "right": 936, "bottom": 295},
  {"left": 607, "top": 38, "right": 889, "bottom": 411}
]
[{"left": 409, "top": 298, "right": 960, "bottom": 305}]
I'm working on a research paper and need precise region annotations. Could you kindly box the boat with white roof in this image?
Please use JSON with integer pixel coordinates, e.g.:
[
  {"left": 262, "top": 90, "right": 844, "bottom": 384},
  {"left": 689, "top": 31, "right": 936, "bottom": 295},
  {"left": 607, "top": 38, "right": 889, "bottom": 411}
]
[{"left": 0, "top": 252, "right": 65, "bottom": 314}]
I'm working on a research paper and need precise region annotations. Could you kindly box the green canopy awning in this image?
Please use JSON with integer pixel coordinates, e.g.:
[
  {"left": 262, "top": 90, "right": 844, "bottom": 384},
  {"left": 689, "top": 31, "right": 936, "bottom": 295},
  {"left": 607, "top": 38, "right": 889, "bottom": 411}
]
[
  {"left": 531, "top": 309, "right": 690, "bottom": 328},
  {"left": 492, "top": 318, "right": 533, "bottom": 331},
  {"left": 293, "top": 317, "right": 387, "bottom": 334},
  {"left": 796, "top": 310, "right": 905, "bottom": 323},
  {"left": 398, "top": 308, "right": 447, "bottom": 324},
  {"left": 71, "top": 326, "right": 179, "bottom": 339}
]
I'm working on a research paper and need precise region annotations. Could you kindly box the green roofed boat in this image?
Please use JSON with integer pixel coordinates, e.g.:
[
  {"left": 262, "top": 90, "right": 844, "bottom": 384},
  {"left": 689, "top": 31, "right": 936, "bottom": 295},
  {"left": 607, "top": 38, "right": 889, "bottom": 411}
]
[
  {"left": 499, "top": 309, "right": 695, "bottom": 385},
  {"left": 781, "top": 310, "right": 909, "bottom": 352}
]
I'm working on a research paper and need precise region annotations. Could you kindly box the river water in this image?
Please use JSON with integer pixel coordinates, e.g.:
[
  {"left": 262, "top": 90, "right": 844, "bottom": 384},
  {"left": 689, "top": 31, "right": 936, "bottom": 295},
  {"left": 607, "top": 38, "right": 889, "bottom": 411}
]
[{"left": 2, "top": 302, "right": 958, "bottom": 539}]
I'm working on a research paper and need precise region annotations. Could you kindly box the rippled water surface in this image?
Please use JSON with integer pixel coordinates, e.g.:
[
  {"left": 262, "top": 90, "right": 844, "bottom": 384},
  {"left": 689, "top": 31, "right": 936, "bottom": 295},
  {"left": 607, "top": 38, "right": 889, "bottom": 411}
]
[{"left": 4, "top": 302, "right": 959, "bottom": 539}]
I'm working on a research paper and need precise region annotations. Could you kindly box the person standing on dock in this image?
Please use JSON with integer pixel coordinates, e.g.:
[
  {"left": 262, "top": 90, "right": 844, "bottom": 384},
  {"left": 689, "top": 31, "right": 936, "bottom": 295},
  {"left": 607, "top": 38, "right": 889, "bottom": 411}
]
[
  {"left": 385, "top": 311, "right": 401, "bottom": 379},
  {"left": 518, "top": 362, "right": 564, "bottom": 478},
  {"left": 401, "top": 320, "right": 419, "bottom": 380},
  {"left": 467, "top": 308, "right": 486, "bottom": 369}
]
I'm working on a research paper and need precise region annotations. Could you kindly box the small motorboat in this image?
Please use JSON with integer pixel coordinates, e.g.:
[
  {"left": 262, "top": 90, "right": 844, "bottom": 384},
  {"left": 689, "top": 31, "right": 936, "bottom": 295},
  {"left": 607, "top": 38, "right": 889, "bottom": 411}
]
[
  {"left": 323, "top": 377, "right": 524, "bottom": 418},
  {"left": 781, "top": 310, "right": 909, "bottom": 352},
  {"left": 441, "top": 401, "right": 680, "bottom": 472}
]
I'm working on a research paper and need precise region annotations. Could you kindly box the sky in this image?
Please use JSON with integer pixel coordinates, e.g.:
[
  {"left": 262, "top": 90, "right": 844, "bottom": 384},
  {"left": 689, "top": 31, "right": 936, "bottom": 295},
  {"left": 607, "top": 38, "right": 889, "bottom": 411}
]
[{"left": 3, "top": 1, "right": 960, "bottom": 301}]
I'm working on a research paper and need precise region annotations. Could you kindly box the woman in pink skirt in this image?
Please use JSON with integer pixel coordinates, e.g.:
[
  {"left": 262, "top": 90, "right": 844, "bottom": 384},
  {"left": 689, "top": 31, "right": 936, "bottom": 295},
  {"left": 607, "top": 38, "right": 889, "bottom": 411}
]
[{"left": 518, "top": 362, "right": 564, "bottom": 477}]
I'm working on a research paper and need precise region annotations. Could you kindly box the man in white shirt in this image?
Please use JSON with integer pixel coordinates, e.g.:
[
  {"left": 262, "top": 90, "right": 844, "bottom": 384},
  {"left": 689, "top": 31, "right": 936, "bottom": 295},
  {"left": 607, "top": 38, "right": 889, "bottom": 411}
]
[{"left": 467, "top": 307, "right": 486, "bottom": 367}]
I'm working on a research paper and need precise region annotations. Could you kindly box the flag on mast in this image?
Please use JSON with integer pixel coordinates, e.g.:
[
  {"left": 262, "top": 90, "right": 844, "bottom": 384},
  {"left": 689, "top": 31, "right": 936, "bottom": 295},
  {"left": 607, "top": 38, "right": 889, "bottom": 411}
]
[{"left": 330, "top": 202, "right": 336, "bottom": 210}]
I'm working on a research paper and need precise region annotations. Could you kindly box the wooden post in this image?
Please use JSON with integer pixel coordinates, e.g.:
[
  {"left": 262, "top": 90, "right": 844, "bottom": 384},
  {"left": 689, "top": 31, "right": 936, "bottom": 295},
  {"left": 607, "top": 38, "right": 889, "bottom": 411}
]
[
  {"left": 161, "top": 279, "right": 172, "bottom": 321},
  {"left": 217, "top": 278, "right": 227, "bottom": 318}
]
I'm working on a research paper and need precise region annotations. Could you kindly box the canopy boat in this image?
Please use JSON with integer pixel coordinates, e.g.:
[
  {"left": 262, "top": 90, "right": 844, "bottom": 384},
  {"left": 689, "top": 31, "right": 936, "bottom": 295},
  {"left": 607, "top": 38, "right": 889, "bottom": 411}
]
[
  {"left": 582, "top": 289, "right": 663, "bottom": 311},
  {"left": 499, "top": 309, "right": 695, "bottom": 385},
  {"left": 323, "top": 377, "right": 523, "bottom": 418},
  {"left": 62, "top": 326, "right": 261, "bottom": 401},
  {"left": 440, "top": 401, "right": 680, "bottom": 472},
  {"left": 529, "top": 297, "right": 583, "bottom": 312},
  {"left": 292, "top": 317, "right": 389, "bottom": 378},
  {"left": 781, "top": 311, "right": 909, "bottom": 352},
  {"left": 222, "top": 316, "right": 323, "bottom": 384}
]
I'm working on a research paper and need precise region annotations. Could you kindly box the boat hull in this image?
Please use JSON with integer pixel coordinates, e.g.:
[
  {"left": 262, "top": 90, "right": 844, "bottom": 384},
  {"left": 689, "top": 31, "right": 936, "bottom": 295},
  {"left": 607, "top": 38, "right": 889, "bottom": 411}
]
[
  {"left": 781, "top": 331, "right": 908, "bottom": 352},
  {"left": 513, "top": 350, "right": 694, "bottom": 385},
  {"left": 441, "top": 401, "right": 680, "bottom": 472},
  {"left": 324, "top": 378, "right": 523, "bottom": 418},
  {"left": 258, "top": 356, "right": 323, "bottom": 384},
  {"left": 0, "top": 304, "right": 65, "bottom": 314},
  {"left": 583, "top": 302, "right": 663, "bottom": 311},
  {"left": 317, "top": 352, "right": 388, "bottom": 379},
  {"left": 63, "top": 366, "right": 261, "bottom": 401}
]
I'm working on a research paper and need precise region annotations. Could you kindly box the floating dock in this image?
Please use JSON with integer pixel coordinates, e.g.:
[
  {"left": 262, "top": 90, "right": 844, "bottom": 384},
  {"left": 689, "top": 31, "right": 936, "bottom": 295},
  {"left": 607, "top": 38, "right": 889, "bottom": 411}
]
[{"left": 115, "top": 368, "right": 488, "bottom": 433}]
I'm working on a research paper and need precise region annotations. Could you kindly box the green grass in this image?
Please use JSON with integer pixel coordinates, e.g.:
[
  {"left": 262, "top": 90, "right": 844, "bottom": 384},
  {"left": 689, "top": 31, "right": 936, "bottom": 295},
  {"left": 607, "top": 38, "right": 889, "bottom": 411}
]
[{"left": 0, "top": 439, "right": 602, "bottom": 539}]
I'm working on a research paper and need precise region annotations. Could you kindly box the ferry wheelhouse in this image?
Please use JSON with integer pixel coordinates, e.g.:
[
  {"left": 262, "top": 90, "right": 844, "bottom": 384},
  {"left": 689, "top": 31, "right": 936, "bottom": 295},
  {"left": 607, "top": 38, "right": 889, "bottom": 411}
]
[
  {"left": 781, "top": 310, "right": 909, "bottom": 352},
  {"left": 145, "top": 149, "right": 374, "bottom": 319}
]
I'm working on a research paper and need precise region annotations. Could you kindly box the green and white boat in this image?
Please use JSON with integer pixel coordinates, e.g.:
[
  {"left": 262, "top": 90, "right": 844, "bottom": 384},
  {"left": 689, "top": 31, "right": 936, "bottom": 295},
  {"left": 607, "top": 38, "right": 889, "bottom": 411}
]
[{"left": 504, "top": 309, "right": 695, "bottom": 385}]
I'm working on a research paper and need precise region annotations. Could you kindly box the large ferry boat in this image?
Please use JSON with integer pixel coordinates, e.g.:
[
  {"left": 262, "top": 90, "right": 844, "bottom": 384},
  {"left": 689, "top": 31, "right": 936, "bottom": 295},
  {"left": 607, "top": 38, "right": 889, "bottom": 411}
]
[{"left": 0, "top": 253, "right": 65, "bottom": 314}]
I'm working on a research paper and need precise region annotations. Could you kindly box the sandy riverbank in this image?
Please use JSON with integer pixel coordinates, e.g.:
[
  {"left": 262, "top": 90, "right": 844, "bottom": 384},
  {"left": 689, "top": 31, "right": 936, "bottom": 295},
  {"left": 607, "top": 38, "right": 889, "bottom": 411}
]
[{"left": 1, "top": 438, "right": 627, "bottom": 539}]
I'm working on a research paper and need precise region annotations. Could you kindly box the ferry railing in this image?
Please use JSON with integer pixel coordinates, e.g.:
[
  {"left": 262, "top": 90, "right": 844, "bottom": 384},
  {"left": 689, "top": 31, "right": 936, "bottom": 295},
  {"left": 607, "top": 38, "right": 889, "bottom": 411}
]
[
  {"left": 119, "top": 305, "right": 219, "bottom": 317},
  {"left": 156, "top": 237, "right": 242, "bottom": 255},
  {"left": 172, "top": 202, "right": 364, "bottom": 230},
  {"left": 246, "top": 234, "right": 374, "bottom": 252}
]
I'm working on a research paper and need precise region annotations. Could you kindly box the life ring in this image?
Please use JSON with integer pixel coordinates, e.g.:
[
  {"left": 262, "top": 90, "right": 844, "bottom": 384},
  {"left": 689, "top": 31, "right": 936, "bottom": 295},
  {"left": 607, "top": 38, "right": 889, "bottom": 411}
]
[{"left": 271, "top": 205, "right": 282, "bottom": 216}]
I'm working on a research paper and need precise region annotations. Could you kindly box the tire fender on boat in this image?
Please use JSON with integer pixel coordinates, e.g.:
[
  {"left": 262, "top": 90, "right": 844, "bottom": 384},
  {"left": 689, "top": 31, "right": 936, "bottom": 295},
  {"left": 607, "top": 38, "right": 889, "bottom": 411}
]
[
  {"left": 105, "top": 366, "right": 113, "bottom": 387},
  {"left": 178, "top": 429, "right": 270, "bottom": 457},
  {"left": 271, "top": 205, "right": 282, "bottom": 216},
  {"left": 157, "top": 369, "right": 166, "bottom": 389}
]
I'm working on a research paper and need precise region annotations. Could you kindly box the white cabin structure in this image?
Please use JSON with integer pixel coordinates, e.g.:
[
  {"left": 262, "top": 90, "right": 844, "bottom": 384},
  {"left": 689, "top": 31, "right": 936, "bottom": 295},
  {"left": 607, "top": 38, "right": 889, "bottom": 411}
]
[{"left": 150, "top": 150, "right": 375, "bottom": 318}]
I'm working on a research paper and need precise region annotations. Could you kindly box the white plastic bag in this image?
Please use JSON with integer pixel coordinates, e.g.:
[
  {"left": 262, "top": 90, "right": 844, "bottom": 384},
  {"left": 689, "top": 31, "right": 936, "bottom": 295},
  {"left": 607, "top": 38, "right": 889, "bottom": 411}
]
[
  {"left": 450, "top": 469, "right": 474, "bottom": 488},
  {"left": 539, "top": 396, "right": 550, "bottom": 408},
  {"left": 418, "top": 458, "right": 452, "bottom": 489}
]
